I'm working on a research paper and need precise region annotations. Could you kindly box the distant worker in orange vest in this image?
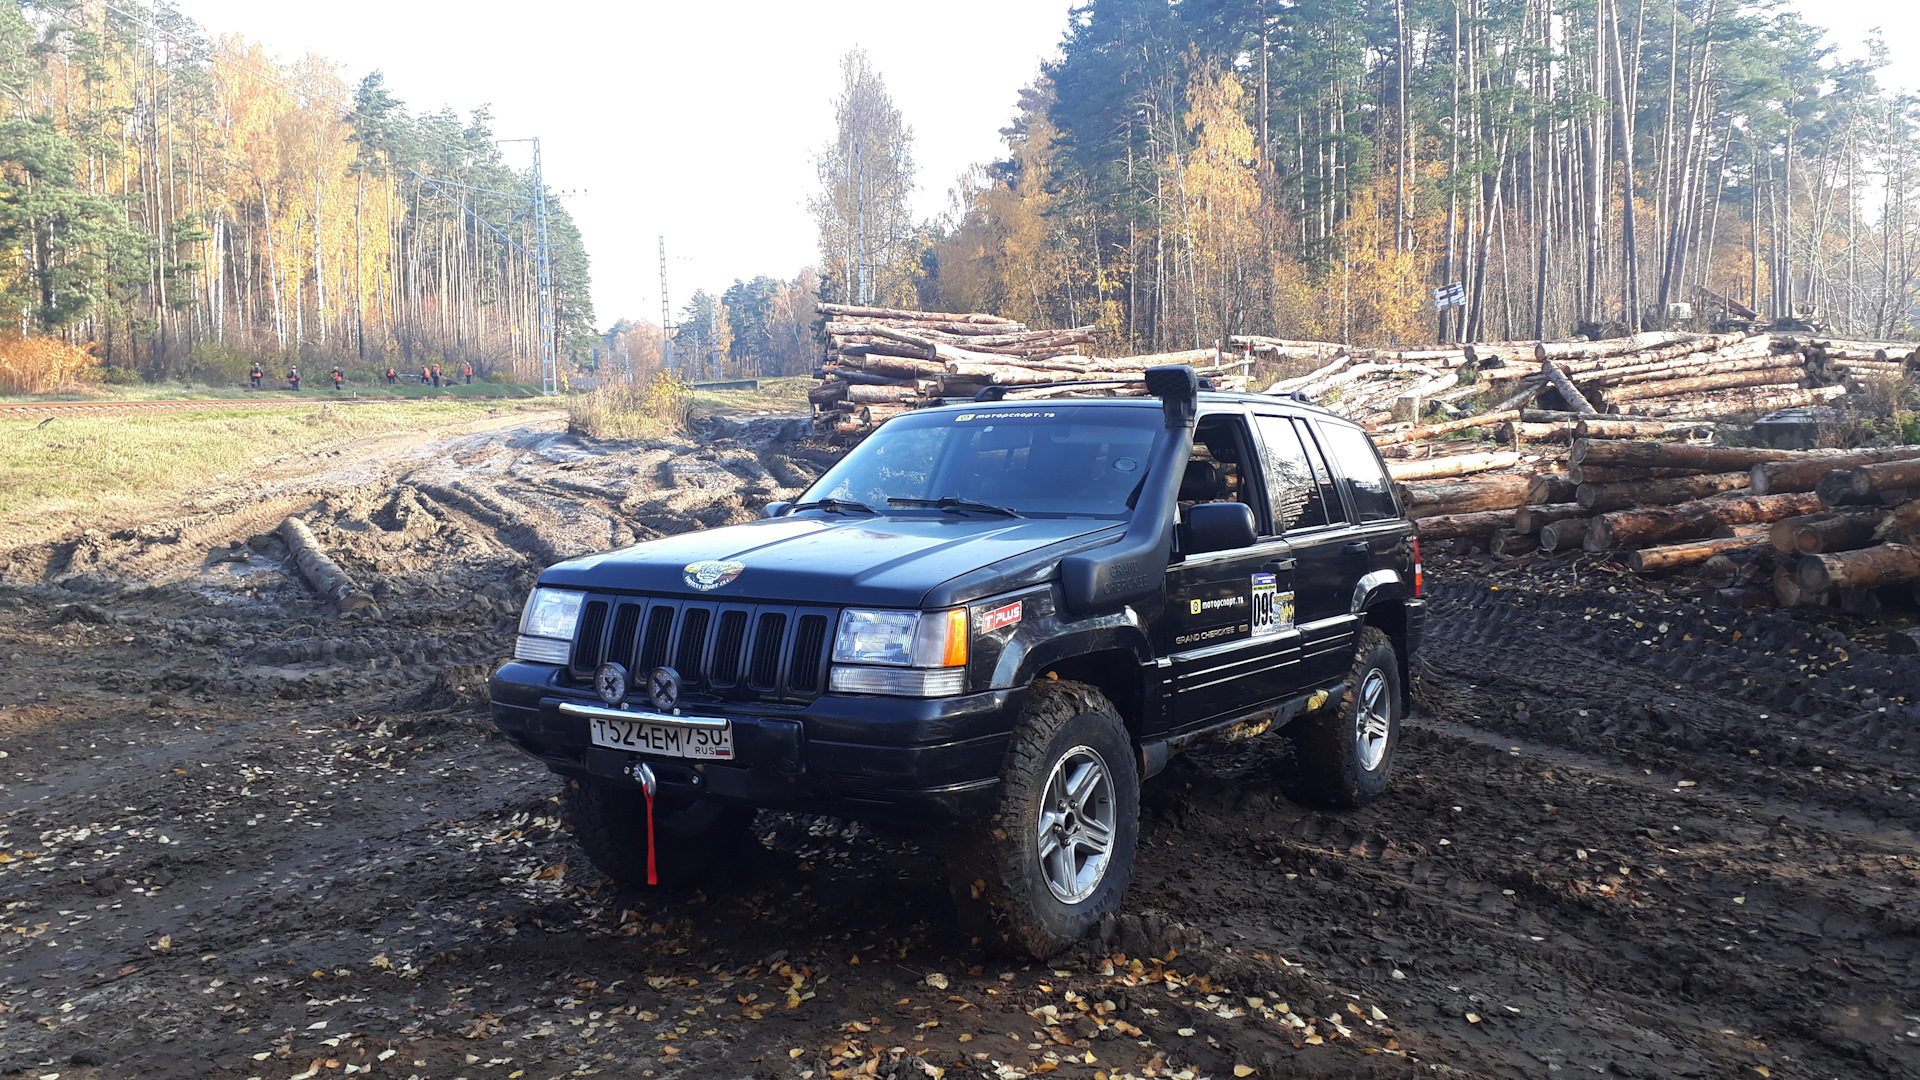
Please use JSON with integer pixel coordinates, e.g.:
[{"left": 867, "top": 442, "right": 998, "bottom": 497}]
[
  {"left": 419, "top": 365, "right": 430, "bottom": 385},
  {"left": 249, "top": 362, "right": 263, "bottom": 389},
  {"left": 385, "top": 366, "right": 398, "bottom": 385},
  {"left": 462, "top": 362, "right": 473, "bottom": 384},
  {"left": 331, "top": 365, "right": 344, "bottom": 390},
  {"left": 287, "top": 366, "right": 300, "bottom": 391},
  {"left": 431, "top": 363, "right": 443, "bottom": 388}
]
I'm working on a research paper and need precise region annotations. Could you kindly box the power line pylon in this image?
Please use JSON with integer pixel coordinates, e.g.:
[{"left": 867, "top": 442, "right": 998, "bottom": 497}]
[{"left": 659, "top": 236, "right": 672, "bottom": 376}]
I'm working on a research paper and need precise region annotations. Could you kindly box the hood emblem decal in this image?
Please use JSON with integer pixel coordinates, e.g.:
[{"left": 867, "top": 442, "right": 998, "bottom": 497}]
[{"left": 682, "top": 560, "right": 745, "bottom": 591}]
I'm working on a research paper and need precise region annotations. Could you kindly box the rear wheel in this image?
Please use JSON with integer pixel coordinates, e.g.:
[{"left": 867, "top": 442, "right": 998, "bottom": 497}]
[
  {"left": 559, "top": 776, "right": 753, "bottom": 888},
  {"left": 947, "top": 679, "right": 1139, "bottom": 958},
  {"left": 1290, "top": 625, "right": 1402, "bottom": 808}
]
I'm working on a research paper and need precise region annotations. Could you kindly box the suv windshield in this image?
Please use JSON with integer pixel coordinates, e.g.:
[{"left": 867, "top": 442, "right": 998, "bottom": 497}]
[{"left": 801, "top": 405, "right": 1164, "bottom": 518}]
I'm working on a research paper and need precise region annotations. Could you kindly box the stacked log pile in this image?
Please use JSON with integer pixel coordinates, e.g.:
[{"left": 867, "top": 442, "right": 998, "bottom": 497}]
[{"left": 812, "top": 303, "right": 1248, "bottom": 438}]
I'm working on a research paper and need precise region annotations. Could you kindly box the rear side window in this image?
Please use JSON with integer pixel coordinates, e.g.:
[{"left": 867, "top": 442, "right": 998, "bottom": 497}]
[
  {"left": 1252, "top": 415, "right": 1331, "bottom": 533},
  {"left": 1316, "top": 422, "right": 1399, "bottom": 522}
]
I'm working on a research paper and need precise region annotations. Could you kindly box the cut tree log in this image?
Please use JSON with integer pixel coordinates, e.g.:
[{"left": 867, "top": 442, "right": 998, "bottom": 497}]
[
  {"left": 278, "top": 517, "right": 376, "bottom": 616},
  {"left": 1497, "top": 421, "right": 1575, "bottom": 443},
  {"left": 846, "top": 384, "right": 918, "bottom": 405},
  {"left": 1373, "top": 409, "right": 1521, "bottom": 446},
  {"left": 1797, "top": 543, "right": 1920, "bottom": 592},
  {"left": 1770, "top": 511, "right": 1838, "bottom": 554},
  {"left": 1627, "top": 534, "right": 1768, "bottom": 573},
  {"left": 1489, "top": 529, "right": 1539, "bottom": 556},
  {"left": 1413, "top": 509, "right": 1515, "bottom": 540},
  {"left": 1816, "top": 458, "right": 1920, "bottom": 506},
  {"left": 1513, "top": 503, "right": 1585, "bottom": 534},
  {"left": 1538, "top": 331, "right": 1697, "bottom": 363},
  {"left": 1538, "top": 517, "right": 1592, "bottom": 553},
  {"left": 1585, "top": 492, "right": 1825, "bottom": 550},
  {"left": 1569, "top": 464, "right": 1716, "bottom": 485},
  {"left": 1877, "top": 499, "right": 1920, "bottom": 544},
  {"left": 1570, "top": 439, "right": 1797, "bottom": 471},
  {"left": 1386, "top": 452, "right": 1523, "bottom": 482},
  {"left": 1397, "top": 475, "right": 1535, "bottom": 518},
  {"left": 1602, "top": 365, "right": 1809, "bottom": 403},
  {"left": 1574, "top": 418, "right": 1716, "bottom": 439},
  {"left": 1748, "top": 446, "right": 1920, "bottom": 495},
  {"left": 1521, "top": 409, "right": 1584, "bottom": 423},
  {"left": 1789, "top": 510, "right": 1884, "bottom": 553},
  {"left": 1541, "top": 361, "right": 1599, "bottom": 415},
  {"left": 817, "top": 302, "right": 1015, "bottom": 324},
  {"left": 1527, "top": 474, "right": 1579, "bottom": 504},
  {"left": 1772, "top": 564, "right": 1828, "bottom": 608},
  {"left": 808, "top": 381, "right": 850, "bottom": 406},
  {"left": 1574, "top": 472, "right": 1750, "bottom": 512}
]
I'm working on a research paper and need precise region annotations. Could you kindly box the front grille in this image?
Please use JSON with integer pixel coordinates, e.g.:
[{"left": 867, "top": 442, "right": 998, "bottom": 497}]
[
  {"left": 571, "top": 601, "right": 609, "bottom": 670},
  {"left": 568, "top": 593, "right": 837, "bottom": 703}
]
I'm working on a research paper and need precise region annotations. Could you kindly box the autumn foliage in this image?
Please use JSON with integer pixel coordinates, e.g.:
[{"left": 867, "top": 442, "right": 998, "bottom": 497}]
[{"left": 0, "top": 336, "right": 100, "bottom": 395}]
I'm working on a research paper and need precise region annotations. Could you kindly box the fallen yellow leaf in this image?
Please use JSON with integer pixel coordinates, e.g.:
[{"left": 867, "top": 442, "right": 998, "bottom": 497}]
[{"left": 1234, "top": 1067, "right": 1256, "bottom": 1077}]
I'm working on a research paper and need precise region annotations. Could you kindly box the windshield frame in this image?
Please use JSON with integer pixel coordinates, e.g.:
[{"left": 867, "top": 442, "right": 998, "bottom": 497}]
[{"left": 796, "top": 402, "right": 1169, "bottom": 520}]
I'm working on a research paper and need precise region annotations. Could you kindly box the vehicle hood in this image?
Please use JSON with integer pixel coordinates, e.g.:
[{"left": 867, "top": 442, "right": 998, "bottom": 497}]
[{"left": 536, "top": 514, "right": 1123, "bottom": 608}]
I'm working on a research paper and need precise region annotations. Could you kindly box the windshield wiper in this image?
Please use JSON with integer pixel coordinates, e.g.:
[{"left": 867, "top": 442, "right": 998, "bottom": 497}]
[
  {"left": 787, "top": 498, "right": 875, "bottom": 514},
  {"left": 888, "top": 497, "right": 1023, "bottom": 518}
]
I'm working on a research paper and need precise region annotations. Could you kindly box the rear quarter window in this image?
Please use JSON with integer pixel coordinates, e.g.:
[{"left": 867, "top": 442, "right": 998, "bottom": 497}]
[{"left": 1316, "top": 423, "right": 1399, "bottom": 522}]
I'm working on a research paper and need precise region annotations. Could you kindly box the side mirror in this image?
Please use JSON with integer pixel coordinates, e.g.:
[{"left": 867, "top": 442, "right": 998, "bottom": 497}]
[
  {"left": 763, "top": 501, "right": 792, "bottom": 519},
  {"left": 1182, "top": 502, "right": 1257, "bottom": 554}
]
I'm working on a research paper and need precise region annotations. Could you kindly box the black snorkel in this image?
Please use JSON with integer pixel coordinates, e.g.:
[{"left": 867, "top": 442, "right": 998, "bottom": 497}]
[{"left": 1059, "top": 365, "right": 1199, "bottom": 615}]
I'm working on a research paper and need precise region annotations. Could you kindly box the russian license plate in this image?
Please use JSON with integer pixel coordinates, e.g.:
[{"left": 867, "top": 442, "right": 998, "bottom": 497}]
[{"left": 587, "top": 714, "right": 734, "bottom": 760}]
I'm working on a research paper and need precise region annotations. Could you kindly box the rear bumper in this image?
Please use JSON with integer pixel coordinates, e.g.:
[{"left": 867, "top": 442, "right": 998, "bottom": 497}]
[{"left": 488, "top": 661, "right": 1018, "bottom": 823}]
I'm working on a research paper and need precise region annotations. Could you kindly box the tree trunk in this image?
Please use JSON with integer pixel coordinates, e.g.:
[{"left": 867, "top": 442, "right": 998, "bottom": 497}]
[
  {"left": 1574, "top": 418, "right": 1715, "bottom": 439},
  {"left": 1528, "top": 474, "right": 1579, "bottom": 504},
  {"left": 1541, "top": 360, "right": 1599, "bottom": 414},
  {"left": 278, "top": 517, "right": 376, "bottom": 615},
  {"left": 1587, "top": 491, "right": 1824, "bottom": 549},
  {"left": 1413, "top": 509, "right": 1515, "bottom": 540},
  {"left": 1570, "top": 439, "right": 1798, "bottom": 471},
  {"left": 1602, "top": 365, "right": 1807, "bottom": 403},
  {"left": 1386, "top": 452, "right": 1523, "bottom": 481},
  {"left": 1575, "top": 472, "right": 1749, "bottom": 511},
  {"left": 1816, "top": 458, "right": 1920, "bottom": 506},
  {"left": 1373, "top": 410, "right": 1521, "bottom": 445},
  {"left": 1398, "top": 475, "right": 1535, "bottom": 518},
  {"left": 1797, "top": 543, "right": 1920, "bottom": 592},
  {"left": 1490, "top": 529, "right": 1539, "bottom": 556},
  {"left": 1539, "top": 517, "right": 1593, "bottom": 552},
  {"left": 1514, "top": 502, "right": 1586, "bottom": 534},
  {"left": 1628, "top": 534, "right": 1766, "bottom": 572}
]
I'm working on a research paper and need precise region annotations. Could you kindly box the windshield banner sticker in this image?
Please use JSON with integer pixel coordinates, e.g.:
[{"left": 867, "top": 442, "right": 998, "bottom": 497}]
[
  {"left": 1251, "top": 573, "right": 1295, "bottom": 638},
  {"left": 978, "top": 600, "right": 1023, "bottom": 634}
]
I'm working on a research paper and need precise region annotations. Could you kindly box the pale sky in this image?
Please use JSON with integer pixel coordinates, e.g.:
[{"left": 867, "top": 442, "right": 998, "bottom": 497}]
[
  {"left": 168, "top": 1, "right": 1914, "bottom": 333},
  {"left": 170, "top": 0, "right": 1077, "bottom": 331}
]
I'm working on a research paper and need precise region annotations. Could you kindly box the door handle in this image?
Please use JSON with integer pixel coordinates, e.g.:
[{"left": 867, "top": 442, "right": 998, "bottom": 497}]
[
  {"left": 1342, "top": 541, "right": 1370, "bottom": 556},
  {"left": 1264, "top": 559, "right": 1297, "bottom": 573}
]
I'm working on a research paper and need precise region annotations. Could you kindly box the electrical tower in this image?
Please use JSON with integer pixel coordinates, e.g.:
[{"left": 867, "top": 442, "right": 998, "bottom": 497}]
[
  {"left": 412, "top": 136, "right": 558, "bottom": 396},
  {"left": 659, "top": 236, "right": 672, "bottom": 376}
]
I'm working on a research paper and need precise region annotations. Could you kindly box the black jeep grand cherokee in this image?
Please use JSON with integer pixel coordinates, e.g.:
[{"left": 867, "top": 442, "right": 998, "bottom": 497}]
[{"left": 490, "top": 366, "right": 1424, "bottom": 956}]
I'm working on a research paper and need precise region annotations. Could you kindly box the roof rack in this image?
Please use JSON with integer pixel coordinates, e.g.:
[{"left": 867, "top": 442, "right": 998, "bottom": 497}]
[{"left": 972, "top": 373, "right": 1214, "bottom": 403}]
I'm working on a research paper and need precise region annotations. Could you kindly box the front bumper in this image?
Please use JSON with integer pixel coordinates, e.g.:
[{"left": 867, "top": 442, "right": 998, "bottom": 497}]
[{"left": 487, "top": 661, "right": 1018, "bottom": 822}]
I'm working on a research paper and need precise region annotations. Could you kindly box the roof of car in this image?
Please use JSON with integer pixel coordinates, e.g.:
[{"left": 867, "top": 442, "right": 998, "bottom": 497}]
[{"left": 910, "top": 391, "right": 1356, "bottom": 426}]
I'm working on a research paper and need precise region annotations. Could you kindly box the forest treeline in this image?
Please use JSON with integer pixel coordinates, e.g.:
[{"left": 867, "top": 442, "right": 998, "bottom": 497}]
[
  {"left": 0, "top": 0, "right": 593, "bottom": 386},
  {"left": 812, "top": 0, "right": 1920, "bottom": 353}
]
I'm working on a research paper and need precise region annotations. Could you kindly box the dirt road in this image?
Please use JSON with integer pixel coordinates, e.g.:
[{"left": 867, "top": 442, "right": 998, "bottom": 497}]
[{"left": 1, "top": 419, "right": 1916, "bottom": 1080}]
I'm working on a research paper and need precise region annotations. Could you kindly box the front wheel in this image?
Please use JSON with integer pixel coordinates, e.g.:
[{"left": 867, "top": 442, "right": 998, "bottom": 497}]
[
  {"left": 1290, "top": 625, "right": 1403, "bottom": 808},
  {"left": 947, "top": 679, "right": 1139, "bottom": 958}
]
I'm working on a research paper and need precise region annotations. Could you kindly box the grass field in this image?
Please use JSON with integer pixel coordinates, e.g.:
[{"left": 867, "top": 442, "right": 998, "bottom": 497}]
[
  {"left": 0, "top": 398, "right": 552, "bottom": 530},
  {"left": 686, "top": 375, "right": 813, "bottom": 415},
  {"left": 0, "top": 379, "right": 549, "bottom": 405}
]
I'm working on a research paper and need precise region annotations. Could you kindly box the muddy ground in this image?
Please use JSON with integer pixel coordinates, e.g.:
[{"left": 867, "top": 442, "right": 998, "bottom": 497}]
[{"left": 1, "top": 409, "right": 1917, "bottom": 1080}]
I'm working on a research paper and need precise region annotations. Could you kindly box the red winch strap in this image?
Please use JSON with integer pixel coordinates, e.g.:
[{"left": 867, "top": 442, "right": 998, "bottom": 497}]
[{"left": 643, "top": 784, "right": 658, "bottom": 886}]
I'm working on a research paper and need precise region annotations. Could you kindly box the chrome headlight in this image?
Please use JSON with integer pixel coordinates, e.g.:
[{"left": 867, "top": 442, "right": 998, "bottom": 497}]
[
  {"left": 830, "top": 608, "right": 969, "bottom": 697},
  {"left": 514, "top": 587, "right": 584, "bottom": 664}
]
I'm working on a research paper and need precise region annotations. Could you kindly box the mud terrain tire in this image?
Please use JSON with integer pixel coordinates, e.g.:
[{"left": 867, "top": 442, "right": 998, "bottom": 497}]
[
  {"left": 560, "top": 777, "right": 754, "bottom": 888},
  {"left": 947, "top": 679, "right": 1138, "bottom": 958},
  {"left": 1291, "top": 625, "right": 1402, "bottom": 808}
]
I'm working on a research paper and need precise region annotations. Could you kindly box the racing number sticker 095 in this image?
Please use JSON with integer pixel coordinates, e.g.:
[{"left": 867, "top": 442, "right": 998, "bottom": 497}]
[{"left": 1250, "top": 573, "right": 1296, "bottom": 638}]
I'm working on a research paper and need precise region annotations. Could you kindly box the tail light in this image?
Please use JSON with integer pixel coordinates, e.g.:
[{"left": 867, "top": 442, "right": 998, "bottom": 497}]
[{"left": 1411, "top": 537, "right": 1423, "bottom": 597}]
